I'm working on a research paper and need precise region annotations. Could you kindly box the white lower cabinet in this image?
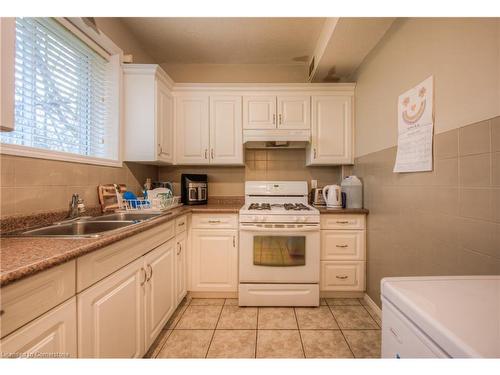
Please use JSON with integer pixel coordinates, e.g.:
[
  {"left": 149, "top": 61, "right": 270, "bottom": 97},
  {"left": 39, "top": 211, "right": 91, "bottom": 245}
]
[
  {"left": 78, "top": 237, "right": 178, "bottom": 358},
  {"left": 175, "top": 231, "right": 188, "bottom": 304},
  {"left": 319, "top": 214, "right": 367, "bottom": 292},
  {"left": 190, "top": 216, "right": 238, "bottom": 292},
  {"left": 77, "top": 257, "right": 145, "bottom": 358},
  {"left": 0, "top": 297, "right": 77, "bottom": 358},
  {"left": 144, "top": 239, "right": 176, "bottom": 349}
]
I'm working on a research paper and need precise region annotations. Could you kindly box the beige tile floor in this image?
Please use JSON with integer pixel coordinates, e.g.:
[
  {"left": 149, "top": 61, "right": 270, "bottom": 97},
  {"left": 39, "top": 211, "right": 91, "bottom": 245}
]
[{"left": 145, "top": 297, "right": 381, "bottom": 359}]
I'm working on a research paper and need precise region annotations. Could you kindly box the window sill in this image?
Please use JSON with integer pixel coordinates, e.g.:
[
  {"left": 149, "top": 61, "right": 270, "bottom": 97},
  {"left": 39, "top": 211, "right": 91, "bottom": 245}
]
[{"left": 0, "top": 143, "right": 122, "bottom": 168}]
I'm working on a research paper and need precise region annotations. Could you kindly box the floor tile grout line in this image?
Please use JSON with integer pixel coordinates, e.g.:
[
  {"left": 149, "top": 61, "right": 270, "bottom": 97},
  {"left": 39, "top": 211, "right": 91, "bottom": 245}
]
[
  {"left": 152, "top": 329, "right": 173, "bottom": 358},
  {"left": 359, "top": 304, "right": 380, "bottom": 328},
  {"left": 339, "top": 328, "right": 356, "bottom": 358},
  {"left": 204, "top": 303, "right": 224, "bottom": 358},
  {"left": 293, "top": 308, "right": 306, "bottom": 358}
]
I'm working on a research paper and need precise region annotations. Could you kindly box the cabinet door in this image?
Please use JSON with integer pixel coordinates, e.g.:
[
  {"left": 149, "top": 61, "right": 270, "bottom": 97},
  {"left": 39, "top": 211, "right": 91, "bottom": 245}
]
[
  {"left": 0, "top": 298, "right": 77, "bottom": 358},
  {"left": 144, "top": 239, "right": 176, "bottom": 349},
  {"left": 209, "top": 95, "right": 243, "bottom": 165},
  {"left": 308, "top": 95, "right": 353, "bottom": 165},
  {"left": 78, "top": 257, "right": 145, "bottom": 358},
  {"left": 277, "top": 95, "right": 310, "bottom": 129},
  {"left": 176, "top": 96, "right": 210, "bottom": 164},
  {"left": 243, "top": 96, "right": 276, "bottom": 129},
  {"left": 191, "top": 229, "right": 238, "bottom": 292},
  {"left": 156, "top": 80, "right": 174, "bottom": 163},
  {"left": 175, "top": 231, "right": 188, "bottom": 305}
]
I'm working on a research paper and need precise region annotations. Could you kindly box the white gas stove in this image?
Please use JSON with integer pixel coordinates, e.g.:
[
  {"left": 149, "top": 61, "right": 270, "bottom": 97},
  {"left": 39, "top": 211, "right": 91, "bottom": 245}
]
[{"left": 238, "top": 181, "right": 320, "bottom": 307}]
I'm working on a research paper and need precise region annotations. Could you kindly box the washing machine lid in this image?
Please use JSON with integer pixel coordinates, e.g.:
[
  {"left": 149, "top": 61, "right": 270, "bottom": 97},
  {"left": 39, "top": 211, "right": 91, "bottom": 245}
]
[{"left": 381, "top": 276, "right": 500, "bottom": 358}]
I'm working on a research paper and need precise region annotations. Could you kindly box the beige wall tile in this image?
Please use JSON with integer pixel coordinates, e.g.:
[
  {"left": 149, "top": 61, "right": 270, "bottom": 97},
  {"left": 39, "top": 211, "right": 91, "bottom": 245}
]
[
  {"left": 459, "top": 188, "right": 492, "bottom": 221},
  {"left": 492, "top": 152, "right": 500, "bottom": 186},
  {"left": 432, "top": 157, "right": 459, "bottom": 186},
  {"left": 0, "top": 187, "right": 16, "bottom": 216},
  {"left": 0, "top": 155, "right": 15, "bottom": 187},
  {"left": 459, "top": 153, "right": 491, "bottom": 187},
  {"left": 492, "top": 117, "right": 500, "bottom": 152},
  {"left": 458, "top": 218, "right": 499, "bottom": 259},
  {"left": 459, "top": 120, "right": 491, "bottom": 156},
  {"left": 434, "top": 129, "right": 458, "bottom": 159},
  {"left": 254, "top": 150, "right": 267, "bottom": 161},
  {"left": 492, "top": 189, "right": 500, "bottom": 223}
]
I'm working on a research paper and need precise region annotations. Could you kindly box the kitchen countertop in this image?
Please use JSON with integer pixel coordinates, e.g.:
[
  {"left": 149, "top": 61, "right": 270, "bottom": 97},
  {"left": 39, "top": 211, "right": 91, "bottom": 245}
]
[
  {"left": 1, "top": 203, "right": 366, "bottom": 287},
  {"left": 315, "top": 207, "right": 369, "bottom": 214},
  {"left": 0, "top": 203, "right": 242, "bottom": 287}
]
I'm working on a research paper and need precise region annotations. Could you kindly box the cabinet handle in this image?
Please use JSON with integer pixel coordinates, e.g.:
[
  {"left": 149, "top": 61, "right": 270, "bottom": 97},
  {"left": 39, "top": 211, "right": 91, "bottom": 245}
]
[
  {"left": 233, "top": 236, "right": 236, "bottom": 247},
  {"left": 204, "top": 149, "right": 208, "bottom": 159},
  {"left": 336, "top": 244, "right": 348, "bottom": 248},
  {"left": 0, "top": 309, "right": 4, "bottom": 317},
  {"left": 140, "top": 267, "right": 147, "bottom": 286},
  {"left": 279, "top": 114, "right": 282, "bottom": 125},
  {"left": 336, "top": 220, "right": 349, "bottom": 224},
  {"left": 336, "top": 275, "right": 348, "bottom": 280},
  {"left": 146, "top": 264, "right": 153, "bottom": 282},
  {"left": 177, "top": 242, "right": 182, "bottom": 255},
  {"left": 208, "top": 220, "right": 221, "bottom": 224},
  {"left": 211, "top": 148, "right": 214, "bottom": 159},
  {"left": 158, "top": 144, "right": 162, "bottom": 155},
  {"left": 313, "top": 148, "right": 317, "bottom": 159},
  {"left": 178, "top": 222, "right": 185, "bottom": 226},
  {"left": 273, "top": 114, "right": 276, "bottom": 125}
]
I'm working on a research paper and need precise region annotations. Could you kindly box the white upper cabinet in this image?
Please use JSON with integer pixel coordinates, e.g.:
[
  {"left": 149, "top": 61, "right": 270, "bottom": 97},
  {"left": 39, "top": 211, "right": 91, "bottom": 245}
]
[
  {"left": 176, "top": 94, "right": 243, "bottom": 165},
  {"left": 123, "top": 64, "right": 175, "bottom": 164},
  {"left": 157, "top": 83, "right": 174, "bottom": 162},
  {"left": 277, "top": 96, "right": 310, "bottom": 129},
  {"left": 209, "top": 95, "right": 243, "bottom": 164},
  {"left": 243, "top": 96, "right": 277, "bottom": 129},
  {"left": 307, "top": 95, "right": 354, "bottom": 165},
  {"left": 175, "top": 95, "right": 210, "bottom": 164},
  {"left": 243, "top": 95, "right": 311, "bottom": 130}
]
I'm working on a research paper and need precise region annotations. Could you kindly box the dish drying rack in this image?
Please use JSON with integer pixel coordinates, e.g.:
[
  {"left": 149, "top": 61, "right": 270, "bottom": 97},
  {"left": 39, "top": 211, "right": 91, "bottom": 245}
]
[{"left": 116, "top": 192, "right": 181, "bottom": 212}]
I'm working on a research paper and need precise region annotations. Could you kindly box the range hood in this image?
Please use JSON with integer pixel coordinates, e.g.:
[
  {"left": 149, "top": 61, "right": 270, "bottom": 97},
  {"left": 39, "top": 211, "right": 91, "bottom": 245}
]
[{"left": 243, "top": 129, "right": 310, "bottom": 148}]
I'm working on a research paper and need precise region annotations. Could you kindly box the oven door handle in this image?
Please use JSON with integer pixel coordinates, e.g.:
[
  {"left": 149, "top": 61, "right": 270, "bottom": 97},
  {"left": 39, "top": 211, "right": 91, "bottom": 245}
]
[{"left": 239, "top": 224, "right": 319, "bottom": 232}]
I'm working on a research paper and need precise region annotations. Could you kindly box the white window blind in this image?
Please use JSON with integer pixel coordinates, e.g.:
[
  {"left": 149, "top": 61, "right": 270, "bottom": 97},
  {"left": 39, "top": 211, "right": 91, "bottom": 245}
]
[{"left": 0, "top": 18, "right": 116, "bottom": 161}]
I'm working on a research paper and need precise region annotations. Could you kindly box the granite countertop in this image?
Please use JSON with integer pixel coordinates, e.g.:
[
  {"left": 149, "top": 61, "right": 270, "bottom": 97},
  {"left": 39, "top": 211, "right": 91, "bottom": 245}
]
[
  {"left": 0, "top": 203, "right": 243, "bottom": 287},
  {"left": 316, "top": 207, "right": 369, "bottom": 214}
]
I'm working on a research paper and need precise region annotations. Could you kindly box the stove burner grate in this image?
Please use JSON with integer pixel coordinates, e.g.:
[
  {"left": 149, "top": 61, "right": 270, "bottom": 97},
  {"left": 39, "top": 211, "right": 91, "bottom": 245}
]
[{"left": 248, "top": 203, "right": 271, "bottom": 210}]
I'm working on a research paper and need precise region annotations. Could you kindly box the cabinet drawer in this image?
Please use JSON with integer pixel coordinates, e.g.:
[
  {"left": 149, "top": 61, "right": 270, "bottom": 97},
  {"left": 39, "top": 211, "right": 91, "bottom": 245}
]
[
  {"left": 0, "top": 297, "right": 77, "bottom": 358},
  {"left": 175, "top": 215, "right": 187, "bottom": 235},
  {"left": 320, "top": 214, "right": 366, "bottom": 230},
  {"left": 320, "top": 261, "right": 365, "bottom": 291},
  {"left": 0, "top": 260, "right": 76, "bottom": 338},
  {"left": 77, "top": 220, "right": 174, "bottom": 292},
  {"left": 321, "top": 230, "right": 365, "bottom": 260},
  {"left": 191, "top": 214, "right": 238, "bottom": 229}
]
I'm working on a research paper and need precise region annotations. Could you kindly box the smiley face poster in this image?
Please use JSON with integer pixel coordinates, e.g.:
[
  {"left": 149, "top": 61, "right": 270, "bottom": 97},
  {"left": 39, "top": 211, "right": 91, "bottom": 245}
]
[{"left": 393, "top": 76, "right": 434, "bottom": 173}]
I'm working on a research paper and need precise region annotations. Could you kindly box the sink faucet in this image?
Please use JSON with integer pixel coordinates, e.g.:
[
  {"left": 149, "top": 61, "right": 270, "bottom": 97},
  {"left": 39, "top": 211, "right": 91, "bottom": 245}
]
[{"left": 68, "top": 193, "right": 86, "bottom": 219}]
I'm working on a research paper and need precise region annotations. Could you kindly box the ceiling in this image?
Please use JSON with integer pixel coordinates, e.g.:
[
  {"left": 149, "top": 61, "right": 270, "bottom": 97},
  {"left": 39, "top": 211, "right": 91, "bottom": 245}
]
[{"left": 121, "top": 18, "right": 326, "bottom": 65}]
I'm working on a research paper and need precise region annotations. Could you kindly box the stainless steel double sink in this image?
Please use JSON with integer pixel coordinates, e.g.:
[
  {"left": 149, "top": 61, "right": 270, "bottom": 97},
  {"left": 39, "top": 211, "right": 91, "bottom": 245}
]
[{"left": 17, "top": 212, "right": 167, "bottom": 238}]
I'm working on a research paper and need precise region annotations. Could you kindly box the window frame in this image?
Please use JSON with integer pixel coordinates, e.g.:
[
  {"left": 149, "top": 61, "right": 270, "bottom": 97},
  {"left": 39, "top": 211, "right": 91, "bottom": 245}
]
[{"left": 0, "top": 17, "right": 124, "bottom": 167}]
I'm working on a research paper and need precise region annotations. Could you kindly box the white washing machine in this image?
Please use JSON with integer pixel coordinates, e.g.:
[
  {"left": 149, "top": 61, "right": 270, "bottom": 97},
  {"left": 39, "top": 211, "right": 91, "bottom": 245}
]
[{"left": 381, "top": 276, "right": 500, "bottom": 358}]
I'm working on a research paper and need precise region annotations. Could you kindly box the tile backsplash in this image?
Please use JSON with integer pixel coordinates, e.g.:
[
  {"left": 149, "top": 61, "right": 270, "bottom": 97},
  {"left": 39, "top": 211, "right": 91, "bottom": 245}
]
[
  {"left": 0, "top": 155, "right": 158, "bottom": 217},
  {"left": 354, "top": 116, "right": 500, "bottom": 307},
  {"left": 159, "top": 148, "right": 341, "bottom": 197}
]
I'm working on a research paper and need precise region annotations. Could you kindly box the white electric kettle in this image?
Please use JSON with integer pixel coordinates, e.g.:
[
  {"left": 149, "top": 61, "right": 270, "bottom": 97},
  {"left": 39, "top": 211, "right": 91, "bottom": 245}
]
[{"left": 322, "top": 184, "right": 342, "bottom": 208}]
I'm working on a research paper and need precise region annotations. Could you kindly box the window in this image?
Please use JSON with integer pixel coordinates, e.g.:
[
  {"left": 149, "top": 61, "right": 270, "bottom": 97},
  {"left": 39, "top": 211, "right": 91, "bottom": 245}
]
[{"left": 0, "top": 18, "right": 119, "bottom": 164}]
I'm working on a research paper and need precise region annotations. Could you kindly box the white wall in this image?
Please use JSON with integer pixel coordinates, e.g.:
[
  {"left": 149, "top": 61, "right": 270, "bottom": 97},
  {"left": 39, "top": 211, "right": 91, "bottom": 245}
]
[{"left": 353, "top": 18, "right": 500, "bottom": 157}]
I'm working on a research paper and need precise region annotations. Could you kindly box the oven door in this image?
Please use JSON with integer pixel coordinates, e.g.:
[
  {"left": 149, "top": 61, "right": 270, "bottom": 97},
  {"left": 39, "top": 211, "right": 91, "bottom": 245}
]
[{"left": 239, "top": 223, "right": 320, "bottom": 283}]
